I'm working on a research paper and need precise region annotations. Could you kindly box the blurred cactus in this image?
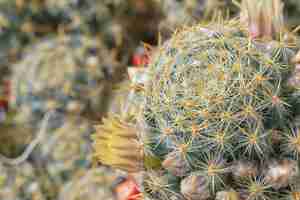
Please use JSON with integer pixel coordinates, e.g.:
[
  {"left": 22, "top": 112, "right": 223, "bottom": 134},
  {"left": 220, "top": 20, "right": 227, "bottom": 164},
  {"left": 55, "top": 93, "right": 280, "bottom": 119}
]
[
  {"left": 93, "top": 0, "right": 300, "bottom": 199},
  {"left": 10, "top": 35, "right": 120, "bottom": 124},
  {"left": 58, "top": 167, "right": 117, "bottom": 200}
]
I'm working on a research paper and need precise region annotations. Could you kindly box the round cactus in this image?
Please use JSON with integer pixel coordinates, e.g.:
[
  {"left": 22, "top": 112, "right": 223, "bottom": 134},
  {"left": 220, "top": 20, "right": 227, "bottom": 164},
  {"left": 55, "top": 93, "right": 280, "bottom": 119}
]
[
  {"left": 10, "top": 35, "right": 119, "bottom": 124},
  {"left": 93, "top": 0, "right": 300, "bottom": 199}
]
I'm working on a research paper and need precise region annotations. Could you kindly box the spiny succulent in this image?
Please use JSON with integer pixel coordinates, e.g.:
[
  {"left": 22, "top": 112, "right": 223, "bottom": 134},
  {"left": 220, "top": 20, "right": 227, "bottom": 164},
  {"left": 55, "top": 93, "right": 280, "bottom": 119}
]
[
  {"left": 93, "top": 0, "right": 300, "bottom": 199},
  {"left": 10, "top": 35, "right": 119, "bottom": 124}
]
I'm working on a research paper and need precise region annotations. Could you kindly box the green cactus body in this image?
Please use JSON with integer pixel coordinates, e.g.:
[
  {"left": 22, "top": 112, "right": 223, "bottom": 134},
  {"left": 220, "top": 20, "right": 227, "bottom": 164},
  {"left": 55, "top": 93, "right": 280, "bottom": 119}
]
[{"left": 138, "top": 19, "right": 300, "bottom": 199}]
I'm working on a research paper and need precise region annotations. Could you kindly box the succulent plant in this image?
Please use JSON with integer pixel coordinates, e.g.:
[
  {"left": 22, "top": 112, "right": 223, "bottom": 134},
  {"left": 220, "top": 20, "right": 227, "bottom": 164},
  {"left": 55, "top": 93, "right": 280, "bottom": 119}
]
[
  {"left": 10, "top": 35, "right": 119, "bottom": 125},
  {"left": 93, "top": 0, "right": 300, "bottom": 199}
]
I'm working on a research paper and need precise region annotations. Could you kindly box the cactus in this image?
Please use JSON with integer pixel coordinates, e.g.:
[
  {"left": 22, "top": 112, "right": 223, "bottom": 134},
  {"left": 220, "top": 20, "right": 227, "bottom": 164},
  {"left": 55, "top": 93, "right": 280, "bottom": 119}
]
[
  {"left": 10, "top": 35, "right": 119, "bottom": 125},
  {"left": 93, "top": 0, "right": 300, "bottom": 199}
]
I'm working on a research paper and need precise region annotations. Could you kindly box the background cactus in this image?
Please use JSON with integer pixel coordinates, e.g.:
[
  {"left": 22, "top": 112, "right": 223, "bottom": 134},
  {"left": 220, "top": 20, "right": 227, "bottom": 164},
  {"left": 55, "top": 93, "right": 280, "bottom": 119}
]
[
  {"left": 10, "top": 35, "right": 119, "bottom": 125},
  {"left": 93, "top": 0, "right": 300, "bottom": 200}
]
